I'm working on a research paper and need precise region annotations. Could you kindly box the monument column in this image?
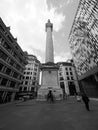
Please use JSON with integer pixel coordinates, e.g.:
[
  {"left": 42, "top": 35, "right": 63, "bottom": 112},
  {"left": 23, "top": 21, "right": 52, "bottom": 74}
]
[
  {"left": 37, "top": 19, "right": 63, "bottom": 101},
  {"left": 45, "top": 19, "right": 54, "bottom": 63}
]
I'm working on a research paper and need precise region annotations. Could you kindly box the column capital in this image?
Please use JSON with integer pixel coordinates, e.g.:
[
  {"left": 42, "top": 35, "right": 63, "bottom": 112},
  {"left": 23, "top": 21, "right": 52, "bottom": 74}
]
[{"left": 45, "top": 19, "right": 53, "bottom": 32}]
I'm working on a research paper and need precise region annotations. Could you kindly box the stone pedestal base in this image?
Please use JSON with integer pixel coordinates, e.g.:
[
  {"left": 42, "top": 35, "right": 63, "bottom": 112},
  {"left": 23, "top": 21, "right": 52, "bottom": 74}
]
[
  {"left": 37, "top": 86, "right": 63, "bottom": 101},
  {"left": 37, "top": 63, "right": 63, "bottom": 101}
]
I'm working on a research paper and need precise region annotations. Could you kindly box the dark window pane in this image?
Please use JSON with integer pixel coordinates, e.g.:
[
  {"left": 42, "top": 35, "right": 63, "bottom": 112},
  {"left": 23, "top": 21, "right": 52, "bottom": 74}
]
[
  {"left": 1, "top": 78, "right": 8, "bottom": 86},
  {"left": 13, "top": 72, "right": 18, "bottom": 78},
  {"left": 10, "top": 81, "right": 16, "bottom": 88},
  {"left": 66, "top": 72, "right": 69, "bottom": 75},
  {"left": 60, "top": 77, "right": 64, "bottom": 80},
  {"left": 0, "top": 49, "right": 8, "bottom": 60},
  {"left": 67, "top": 77, "right": 70, "bottom": 80},
  {"left": 9, "top": 59, "right": 14, "bottom": 66},
  {"left": 5, "top": 68, "right": 11, "bottom": 75},
  {"left": 0, "top": 63, "right": 4, "bottom": 71},
  {"left": 70, "top": 72, "right": 73, "bottom": 75}
]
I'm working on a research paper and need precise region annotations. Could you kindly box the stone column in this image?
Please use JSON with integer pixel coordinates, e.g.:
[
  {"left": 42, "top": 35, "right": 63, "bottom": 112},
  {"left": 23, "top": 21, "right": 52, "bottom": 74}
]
[{"left": 45, "top": 19, "right": 54, "bottom": 63}]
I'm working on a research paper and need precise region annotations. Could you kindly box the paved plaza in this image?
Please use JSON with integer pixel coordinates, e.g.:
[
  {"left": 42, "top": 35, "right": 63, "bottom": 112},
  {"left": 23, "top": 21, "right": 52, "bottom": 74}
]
[{"left": 0, "top": 97, "right": 98, "bottom": 130}]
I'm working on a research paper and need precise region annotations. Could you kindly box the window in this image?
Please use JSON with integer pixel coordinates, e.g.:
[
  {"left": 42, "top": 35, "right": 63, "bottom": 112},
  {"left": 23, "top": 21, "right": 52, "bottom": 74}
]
[
  {"left": 5, "top": 68, "right": 11, "bottom": 75},
  {"left": 10, "top": 81, "right": 16, "bottom": 88},
  {"left": 13, "top": 72, "right": 18, "bottom": 78},
  {"left": 19, "top": 87, "right": 22, "bottom": 91},
  {"left": 22, "top": 76, "right": 25, "bottom": 79},
  {"left": 0, "top": 25, "right": 5, "bottom": 32},
  {"left": 59, "top": 72, "right": 62, "bottom": 76},
  {"left": 70, "top": 72, "right": 73, "bottom": 75},
  {"left": 16, "top": 64, "right": 20, "bottom": 70},
  {"left": 66, "top": 72, "right": 69, "bottom": 75},
  {"left": 69, "top": 68, "right": 72, "bottom": 71},
  {"left": 25, "top": 81, "right": 28, "bottom": 85},
  {"left": 9, "top": 59, "right": 14, "bottom": 66},
  {"left": 26, "top": 76, "right": 29, "bottom": 79},
  {"left": 31, "top": 87, "right": 34, "bottom": 92},
  {"left": 13, "top": 52, "right": 17, "bottom": 59},
  {"left": 67, "top": 77, "right": 70, "bottom": 80},
  {"left": 34, "top": 72, "right": 36, "bottom": 75},
  {"left": 71, "top": 77, "right": 74, "bottom": 80},
  {"left": 24, "top": 72, "right": 26, "bottom": 74},
  {"left": 33, "top": 77, "right": 36, "bottom": 80},
  {"left": 0, "top": 63, "right": 4, "bottom": 71},
  {"left": 60, "top": 77, "right": 64, "bottom": 81},
  {"left": 0, "top": 78, "right": 8, "bottom": 86},
  {"left": 3, "top": 42, "right": 11, "bottom": 53},
  {"left": 65, "top": 68, "right": 68, "bottom": 71},
  {"left": 32, "top": 82, "right": 35, "bottom": 85},
  {"left": 24, "top": 87, "right": 27, "bottom": 91},
  {"left": 60, "top": 82, "right": 64, "bottom": 89},
  {"left": 35, "top": 64, "right": 38, "bottom": 67},
  {"left": 27, "top": 72, "right": 30, "bottom": 75},
  {"left": 7, "top": 35, "right": 13, "bottom": 43},
  {"left": 34, "top": 68, "right": 37, "bottom": 71},
  {"left": 0, "top": 49, "right": 8, "bottom": 61}
]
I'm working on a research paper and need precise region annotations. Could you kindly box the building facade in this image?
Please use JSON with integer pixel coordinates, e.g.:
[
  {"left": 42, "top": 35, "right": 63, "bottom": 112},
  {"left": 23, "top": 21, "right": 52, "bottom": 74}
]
[
  {"left": 57, "top": 62, "right": 80, "bottom": 96},
  {"left": 69, "top": 0, "right": 98, "bottom": 97},
  {"left": 0, "top": 18, "right": 27, "bottom": 103},
  {"left": 19, "top": 54, "right": 40, "bottom": 97}
]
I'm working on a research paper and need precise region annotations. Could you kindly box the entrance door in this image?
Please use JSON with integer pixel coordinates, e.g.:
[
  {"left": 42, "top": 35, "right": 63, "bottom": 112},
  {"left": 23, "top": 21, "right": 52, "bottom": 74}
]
[{"left": 68, "top": 82, "right": 76, "bottom": 95}]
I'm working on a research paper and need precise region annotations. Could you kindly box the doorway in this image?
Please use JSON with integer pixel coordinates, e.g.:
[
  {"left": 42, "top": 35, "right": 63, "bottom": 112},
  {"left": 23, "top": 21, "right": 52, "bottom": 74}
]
[{"left": 68, "top": 81, "right": 76, "bottom": 95}]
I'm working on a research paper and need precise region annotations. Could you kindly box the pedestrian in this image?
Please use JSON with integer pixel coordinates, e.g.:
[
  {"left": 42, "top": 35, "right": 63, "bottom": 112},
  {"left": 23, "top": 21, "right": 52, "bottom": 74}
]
[
  {"left": 47, "top": 90, "right": 54, "bottom": 103},
  {"left": 81, "top": 93, "right": 90, "bottom": 111}
]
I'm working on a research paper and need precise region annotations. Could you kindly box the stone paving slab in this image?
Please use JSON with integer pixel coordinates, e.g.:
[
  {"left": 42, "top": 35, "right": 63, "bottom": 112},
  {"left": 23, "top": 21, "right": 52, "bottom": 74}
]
[{"left": 0, "top": 97, "right": 98, "bottom": 130}]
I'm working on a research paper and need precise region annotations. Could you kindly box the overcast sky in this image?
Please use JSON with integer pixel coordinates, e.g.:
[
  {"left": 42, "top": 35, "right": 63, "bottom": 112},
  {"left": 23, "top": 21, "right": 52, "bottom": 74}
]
[{"left": 0, "top": 0, "right": 79, "bottom": 63}]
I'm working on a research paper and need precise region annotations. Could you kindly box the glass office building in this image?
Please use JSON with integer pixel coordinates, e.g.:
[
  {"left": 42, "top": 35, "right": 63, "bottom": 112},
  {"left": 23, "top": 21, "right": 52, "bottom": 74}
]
[{"left": 69, "top": 0, "right": 98, "bottom": 97}]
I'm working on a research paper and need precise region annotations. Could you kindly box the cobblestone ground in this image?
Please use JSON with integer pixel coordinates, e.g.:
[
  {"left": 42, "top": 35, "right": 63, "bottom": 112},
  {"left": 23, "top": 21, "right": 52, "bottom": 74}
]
[{"left": 0, "top": 97, "right": 98, "bottom": 130}]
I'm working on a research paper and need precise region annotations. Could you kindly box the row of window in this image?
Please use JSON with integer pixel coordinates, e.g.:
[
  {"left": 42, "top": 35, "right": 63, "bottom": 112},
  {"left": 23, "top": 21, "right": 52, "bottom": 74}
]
[
  {"left": 25, "top": 67, "right": 38, "bottom": 71},
  {"left": 22, "top": 81, "right": 36, "bottom": 85},
  {"left": 23, "top": 76, "right": 37, "bottom": 80},
  {"left": 0, "top": 49, "right": 23, "bottom": 72},
  {"left": 0, "top": 62, "right": 22, "bottom": 80},
  {"left": 60, "top": 76, "right": 74, "bottom": 81},
  {"left": 59, "top": 71, "right": 73, "bottom": 76},
  {"left": 59, "top": 67, "right": 72, "bottom": 71},
  {"left": 24, "top": 71, "right": 37, "bottom": 75},
  {"left": 0, "top": 77, "right": 17, "bottom": 88},
  {"left": 19, "top": 86, "right": 35, "bottom": 92},
  {"left": 0, "top": 25, "right": 25, "bottom": 61},
  {"left": 0, "top": 37, "right": 25, "bottom": 65}
]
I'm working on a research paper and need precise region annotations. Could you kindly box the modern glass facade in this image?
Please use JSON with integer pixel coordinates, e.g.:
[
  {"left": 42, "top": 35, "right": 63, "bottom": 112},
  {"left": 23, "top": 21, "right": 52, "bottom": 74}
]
[
  {"left": 69, "top": 0, "right": 98, "bottom": 97},
  {"left": 69, "top": 0, "right": 98, "bottom": 76}
]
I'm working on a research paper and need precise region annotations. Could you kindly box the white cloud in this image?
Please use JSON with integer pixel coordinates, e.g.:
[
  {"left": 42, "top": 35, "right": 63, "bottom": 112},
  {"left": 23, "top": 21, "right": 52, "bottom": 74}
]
[
  {"left": 66, "top": 0, "right": 73, "bottom": 5},
  {"left": 54, "top": 52, "right": 72, "bottom": 63},
  {"left": 0, "top": 0, "right": 65, "bottom": 62}
]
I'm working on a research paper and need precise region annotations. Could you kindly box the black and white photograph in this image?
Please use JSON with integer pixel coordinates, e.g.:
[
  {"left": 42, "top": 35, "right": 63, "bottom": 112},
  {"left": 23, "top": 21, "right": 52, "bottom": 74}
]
[{"left": 0, "top": 0, "right": 98, "bottom": 130}]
